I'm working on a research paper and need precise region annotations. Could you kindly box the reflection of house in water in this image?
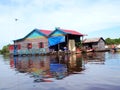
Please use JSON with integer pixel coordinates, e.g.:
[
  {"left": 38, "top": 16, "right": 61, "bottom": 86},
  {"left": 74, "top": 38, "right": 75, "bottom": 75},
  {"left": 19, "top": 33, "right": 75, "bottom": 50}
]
[
  {"left": 68, "top": 54, "right": 85, "bottom": 73},
  {"left": 50, "top": 64, "right": 67, "bottom": 80},
  {"left": 83, "top": 52, "right": 105, "bottom": 64},
  {"left": 9, "top": 54, "right": 85, "bottom": 81},
  {"left": 12, "top": 56, "right": 50, "bottom": 73},
  {"left": 49, "top": 55, "right": 68, "bottom": 79},
  {"left": 10, "top": 56, "right": 51, "bottom": 82}
]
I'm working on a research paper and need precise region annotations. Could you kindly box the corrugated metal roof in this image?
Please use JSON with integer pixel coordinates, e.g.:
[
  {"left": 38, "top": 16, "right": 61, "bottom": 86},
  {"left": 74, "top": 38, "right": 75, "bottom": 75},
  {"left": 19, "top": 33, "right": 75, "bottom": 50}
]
[
  {"left": 83, "top": 37, "right": 103, "bottom": 43},
  {"left": 40, "top": 30, "right": 52, "bottom": 35},
  {"left": 60, "top": 29, "right": 84, "bottom": 36},
  {"left": 14, "top": 28, "right": 84, "bottom": 42}
]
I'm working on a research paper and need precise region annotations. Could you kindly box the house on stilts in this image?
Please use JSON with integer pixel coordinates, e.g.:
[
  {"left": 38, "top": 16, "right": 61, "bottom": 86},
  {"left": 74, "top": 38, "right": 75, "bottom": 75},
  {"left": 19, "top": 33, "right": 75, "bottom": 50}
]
[
  {"left": 82, "top": 37, "right": 106, "bottom": 52},
  {"left": 48, "top": 27, "right": 84, "bottom": 53},
  {"left": 9, "top": 27, "right": 84, "bottom": 56}
]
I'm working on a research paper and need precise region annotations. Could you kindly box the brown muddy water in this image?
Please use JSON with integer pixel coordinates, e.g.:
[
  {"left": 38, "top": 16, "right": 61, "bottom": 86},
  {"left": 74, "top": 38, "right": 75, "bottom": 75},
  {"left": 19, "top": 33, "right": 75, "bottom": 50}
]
[{"left": 0, "top": 52, "right": 120, "bottom": 90}]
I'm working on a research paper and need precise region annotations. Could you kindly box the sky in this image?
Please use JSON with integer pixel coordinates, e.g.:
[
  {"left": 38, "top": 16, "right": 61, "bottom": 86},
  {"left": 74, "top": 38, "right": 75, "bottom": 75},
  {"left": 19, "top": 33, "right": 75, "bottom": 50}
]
[{"left": 0, "top": 0, "right": 120, "bottom": 49}]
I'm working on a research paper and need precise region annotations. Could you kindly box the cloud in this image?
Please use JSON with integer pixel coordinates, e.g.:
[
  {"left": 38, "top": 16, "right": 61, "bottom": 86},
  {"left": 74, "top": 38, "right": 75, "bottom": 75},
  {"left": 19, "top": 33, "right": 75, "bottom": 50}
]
[{"left": 0, "top": 0, "right": 120, "bottom": 48}]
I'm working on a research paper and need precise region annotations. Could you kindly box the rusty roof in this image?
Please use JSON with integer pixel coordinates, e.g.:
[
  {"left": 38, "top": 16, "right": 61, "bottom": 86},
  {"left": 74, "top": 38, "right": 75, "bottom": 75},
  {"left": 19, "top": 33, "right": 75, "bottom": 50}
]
[{"left": 83, "top": 37, "right": 104, "bottom": 43}]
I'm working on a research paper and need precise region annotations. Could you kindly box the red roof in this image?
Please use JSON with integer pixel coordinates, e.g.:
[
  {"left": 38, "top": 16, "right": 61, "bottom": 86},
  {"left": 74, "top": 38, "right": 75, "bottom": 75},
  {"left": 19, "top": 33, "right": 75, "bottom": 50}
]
[
  {"left": 40, "top": 30, "right": 52, "bottom": 35},
  {"left": 61, "top": 29, "right": 84, "bottom": 36}
]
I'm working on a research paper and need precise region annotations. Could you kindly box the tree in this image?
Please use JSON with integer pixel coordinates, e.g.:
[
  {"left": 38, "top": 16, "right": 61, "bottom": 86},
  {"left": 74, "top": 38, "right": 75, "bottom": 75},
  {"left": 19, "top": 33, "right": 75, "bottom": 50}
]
[
  {"left": 105, "top": 38, "right": 112, "bottom": 45},
  {"left": 105, "top": 38, "right": 120, "bottom": 45},
  {"left": 1, "top": 45, "right": 9, "bottom": 55},
  {"left": 0, "top": 50, "right": 1, "bottom": 54}
]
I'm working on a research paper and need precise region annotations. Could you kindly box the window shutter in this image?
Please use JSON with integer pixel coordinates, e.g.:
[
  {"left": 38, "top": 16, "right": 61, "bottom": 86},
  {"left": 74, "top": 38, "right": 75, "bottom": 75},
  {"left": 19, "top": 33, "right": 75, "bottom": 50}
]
[
  {"left": 39, "top": 42, "right": 44, "bottom": 48},
  {"left": 28, "top": 43, "right": 32, "bottom": 49},
  {"left": 9, "top": 45, "right": 14, "bottom": 50}
]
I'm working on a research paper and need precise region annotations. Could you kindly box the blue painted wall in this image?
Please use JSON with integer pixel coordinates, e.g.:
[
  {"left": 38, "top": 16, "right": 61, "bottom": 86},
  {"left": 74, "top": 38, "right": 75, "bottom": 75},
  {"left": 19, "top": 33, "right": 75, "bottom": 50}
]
[
  {"left": 51, "top": 30, "right": 64, "bottom": 36},
  {"left": 27, "top": 31, "right": 45, "bottom": 39}
]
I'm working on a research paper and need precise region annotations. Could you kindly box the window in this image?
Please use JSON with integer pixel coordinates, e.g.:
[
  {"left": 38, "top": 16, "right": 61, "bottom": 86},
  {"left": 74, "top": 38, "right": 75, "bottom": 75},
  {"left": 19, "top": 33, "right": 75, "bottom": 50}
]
[
  {"left": 39, "top": 42, "right": 44, "bottom": 48},
  {"left": 27, "top": 43, "right": 32, "bottom": 49}
]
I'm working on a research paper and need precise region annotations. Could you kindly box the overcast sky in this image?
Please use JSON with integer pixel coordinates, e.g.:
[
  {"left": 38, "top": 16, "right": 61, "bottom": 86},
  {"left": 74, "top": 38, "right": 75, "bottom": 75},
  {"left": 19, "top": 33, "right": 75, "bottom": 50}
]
[{"left": 0, "top": 0, "right": 120, "bottom": 49}]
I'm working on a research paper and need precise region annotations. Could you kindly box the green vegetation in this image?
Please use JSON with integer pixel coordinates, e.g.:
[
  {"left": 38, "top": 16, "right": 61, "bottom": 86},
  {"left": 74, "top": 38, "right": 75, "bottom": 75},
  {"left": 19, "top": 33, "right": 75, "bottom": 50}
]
[
  {"left": 75, "top": 41, "right": 82, "bottom": 48},
  {"left": 0, "top": 44, "right": 10, "bottom": 56},
  {"left": 105, "top": 38, "right": 120, "bottom": 45}
]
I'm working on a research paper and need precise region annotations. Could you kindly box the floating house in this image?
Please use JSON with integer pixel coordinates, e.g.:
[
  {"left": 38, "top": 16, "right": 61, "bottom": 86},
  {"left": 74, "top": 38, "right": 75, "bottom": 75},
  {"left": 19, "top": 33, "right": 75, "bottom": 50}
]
[
  {"left": 9, "top": 27, "right": 84, "bottom": 56},
  {"left": 82, "top": 37, "right": 105, "bottom": 51},
  {"left": 12, "top": 29, "right": 52, "bottom": 55},
  {"left": 48, "top": 28, "right": 84, "bottom": 52}
]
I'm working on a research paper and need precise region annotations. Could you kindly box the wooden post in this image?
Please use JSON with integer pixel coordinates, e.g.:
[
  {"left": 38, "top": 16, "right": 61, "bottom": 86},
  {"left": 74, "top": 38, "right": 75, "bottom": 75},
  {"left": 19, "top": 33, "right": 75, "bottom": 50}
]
[
  {"left": 66, "top": 34, "right": 69, "bottom": 52},
  {"left": 81, "top": 36, "right": 84, "bottom": 50},
  {"left": 58, "top": 43, "right": 60, "bottom": 54}
]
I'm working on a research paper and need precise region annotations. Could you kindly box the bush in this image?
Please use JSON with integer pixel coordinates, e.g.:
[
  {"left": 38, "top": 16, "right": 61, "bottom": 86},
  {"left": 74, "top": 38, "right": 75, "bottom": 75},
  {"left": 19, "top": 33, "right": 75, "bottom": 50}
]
[
  {"left": 1, "top": 45, "right": 9, "bottom": 55},
  {"left": 75, "top": 42, "right": 82, "bottom": 48}
]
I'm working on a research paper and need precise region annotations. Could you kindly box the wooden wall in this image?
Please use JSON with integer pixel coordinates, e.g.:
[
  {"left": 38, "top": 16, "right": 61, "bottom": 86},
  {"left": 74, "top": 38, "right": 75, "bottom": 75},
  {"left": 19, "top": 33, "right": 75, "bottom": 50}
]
[{"left": 13, "top": 30, "right": 50, "bottom": 55}]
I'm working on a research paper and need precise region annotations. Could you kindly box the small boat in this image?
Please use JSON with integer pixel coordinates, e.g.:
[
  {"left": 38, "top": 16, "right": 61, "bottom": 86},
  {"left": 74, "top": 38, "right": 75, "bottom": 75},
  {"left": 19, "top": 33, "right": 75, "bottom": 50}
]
[{"left": 114, "top": 48, "right": 120, "bottom": 52}]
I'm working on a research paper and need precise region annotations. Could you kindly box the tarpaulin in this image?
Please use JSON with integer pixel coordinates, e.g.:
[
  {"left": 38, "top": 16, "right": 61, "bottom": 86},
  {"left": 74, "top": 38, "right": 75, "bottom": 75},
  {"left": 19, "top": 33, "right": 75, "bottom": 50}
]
[{"left": 48, "top": 36, "right": 65, "bottom": 47}]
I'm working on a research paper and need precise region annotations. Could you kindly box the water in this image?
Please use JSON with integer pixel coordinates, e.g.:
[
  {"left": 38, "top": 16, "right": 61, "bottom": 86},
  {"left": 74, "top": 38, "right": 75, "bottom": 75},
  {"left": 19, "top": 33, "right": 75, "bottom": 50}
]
[{"left": 0, "top": 52, "right": 120, "bottom": 90}]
